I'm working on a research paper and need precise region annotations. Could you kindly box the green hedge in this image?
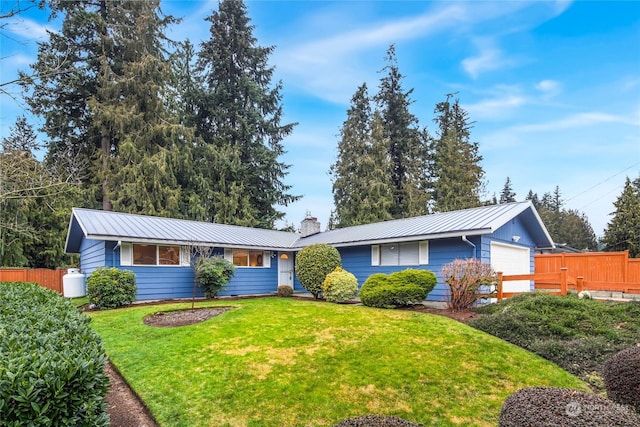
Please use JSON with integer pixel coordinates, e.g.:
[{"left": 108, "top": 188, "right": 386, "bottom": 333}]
[
  {"left": 0, "top": 282, "right": 109, "bottom": 426},
  {"left": 87, "top": 267, "right": 137, "bottom": 309},
  {"left": 295, "top": 243, "right": 341, "bottom": 299},
  {"left": 360, "top": 269, "right": 437, "bottom": 308}
]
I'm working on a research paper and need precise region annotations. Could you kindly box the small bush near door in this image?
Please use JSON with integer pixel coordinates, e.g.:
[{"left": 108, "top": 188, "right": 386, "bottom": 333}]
[
  {"left": 195, "top": 257, "right": 236, "bottom": 298},
  {"left": 322, "top": 267, "right": 358, "bottom": 303},
  {"left": 277, "top": 285, "right": 294, "bottom": 297},
  {"left": 87, "top": 267, "right": 137, "bottom": 309}
]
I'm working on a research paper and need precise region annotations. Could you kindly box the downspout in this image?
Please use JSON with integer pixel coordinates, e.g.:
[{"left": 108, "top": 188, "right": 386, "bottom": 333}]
[{"left": 462, "top": 235, "right": 476, "bottom": 258}]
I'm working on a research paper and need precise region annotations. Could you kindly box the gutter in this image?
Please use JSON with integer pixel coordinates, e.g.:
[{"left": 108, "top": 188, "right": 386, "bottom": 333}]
[{"left": 462, "top": 235, "right": 476, "bottom": 258}]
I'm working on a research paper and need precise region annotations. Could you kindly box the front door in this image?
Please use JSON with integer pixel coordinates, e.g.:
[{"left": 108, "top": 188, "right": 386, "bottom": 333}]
[{"left": 278, "top": 252, "right": 294, "bottom": 288}]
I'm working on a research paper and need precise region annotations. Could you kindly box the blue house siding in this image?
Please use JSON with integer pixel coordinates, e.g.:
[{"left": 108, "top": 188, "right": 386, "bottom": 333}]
[
  {"left": 336, "top": 237, "right": 484, "bottom": 302},
  {"left": 80, "top": 238, "right": 106, "bottom": 277}
]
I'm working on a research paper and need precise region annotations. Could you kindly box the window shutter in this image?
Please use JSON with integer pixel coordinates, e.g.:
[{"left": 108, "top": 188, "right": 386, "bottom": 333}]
[
  {"left": 263, "top": 251, "right": 271, "bottom": 268},
  {"left": 371, "top": 245, "right": 380, "bottom": 266},
  {"left": 180, "top": 246, "right": 191, "bottom": 266},
  {"left": 419, "top": 241, "right": 429, "bottom": 265},
  {"left": 120, "top": 243, "right": 132, "bottom": 266},
  {"left": 224, "top": 248, "right": 233, "bottom": 262}
]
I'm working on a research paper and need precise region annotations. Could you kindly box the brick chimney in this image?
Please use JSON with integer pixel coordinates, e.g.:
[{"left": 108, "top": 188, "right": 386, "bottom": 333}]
[{"left": 300, "top": 211, "right": 321, "bottom": 237}]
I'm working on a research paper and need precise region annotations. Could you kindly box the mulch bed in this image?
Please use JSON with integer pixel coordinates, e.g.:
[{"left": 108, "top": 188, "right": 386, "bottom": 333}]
[{"left": 143, "top": 306, "right": 232, "bottom": 327}]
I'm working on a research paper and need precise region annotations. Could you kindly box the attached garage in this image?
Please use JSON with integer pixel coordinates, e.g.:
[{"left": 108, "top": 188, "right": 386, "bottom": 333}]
[{"left": 491, "top": 242, "right": 531, "bottom": 293}]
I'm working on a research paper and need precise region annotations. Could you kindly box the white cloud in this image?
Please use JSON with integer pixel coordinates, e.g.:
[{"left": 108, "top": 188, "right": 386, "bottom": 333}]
[
  {"left": 515, "top": 112, "right": 640, "bottom": 132},
  {"left": 535, "top": 79, "right": 562, "bottom": 97},
  {"left": 464, "top": 95, "right": 527, "bottom": 120},
  {"left": 5, "top": 17, "right": 53, "bottom": 40},
  {"left": 461, "top": 38, "right": 522, "bottom": 79}
]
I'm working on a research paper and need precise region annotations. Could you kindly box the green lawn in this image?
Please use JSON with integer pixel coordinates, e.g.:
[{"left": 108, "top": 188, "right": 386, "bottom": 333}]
[{"left": 88, "top": 297, "right": 588, "bottom": 427}]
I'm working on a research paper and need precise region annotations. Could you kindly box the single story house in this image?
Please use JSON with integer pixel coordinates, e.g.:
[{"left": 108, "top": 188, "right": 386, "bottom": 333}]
[{"left": 65, "top": 201, "right": 554, "bottom": 302}]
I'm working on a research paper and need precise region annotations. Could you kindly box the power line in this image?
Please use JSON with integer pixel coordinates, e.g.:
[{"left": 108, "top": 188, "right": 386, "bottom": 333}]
[{"left": 565, "top": 161, "right": 640, "bottom": 203}]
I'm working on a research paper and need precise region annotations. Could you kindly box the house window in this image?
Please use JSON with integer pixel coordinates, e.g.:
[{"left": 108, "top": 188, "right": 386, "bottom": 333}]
[
  {"left": 133, "top": 244, "right": 157, "bottom": 265},
  {"left": 225, "top": 249, "right": 270, "bottom": 268},
  {"left": 131, "top": 244, "right": 181, "bottom": 266},
  {"left": 230, "top": 249, "right": 265, "bottom": 267},
  {"left": 371, "top": 241, "right": 428, "bottom": 266}
]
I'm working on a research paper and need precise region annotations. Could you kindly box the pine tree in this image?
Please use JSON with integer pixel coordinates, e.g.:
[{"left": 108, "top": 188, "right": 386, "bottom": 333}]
[
  {"left": 330, "top": 84, "right": 393, "bottom": 228},
  {"left": 499, "top": 177, "right": 516, "bottom": 203},
  {"left": 526, "top": 190, "right": 541, "bottom": 210},
  {"left": 22, "top": 0, "right": 107, "bottom": 208},
  {"left": 194, "top": 0, "right": 298, "bottom": 228},
  {"left": 374, "top": 44, "right": 429, "bottom": 218},
  {"left": 431, "top": 93, "right": 484, "bottom": 212},
  {"left": 88, "top": 0, "right": 188, "bottom": 217},
  {"left": 602, "top": 176, "right": 640, "bottom": 257}
]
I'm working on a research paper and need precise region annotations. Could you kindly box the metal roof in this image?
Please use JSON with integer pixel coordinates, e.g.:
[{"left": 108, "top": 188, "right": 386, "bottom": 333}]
[
  {"left": 295, "top": 201, "right": 553, "bottom": 248},
  {"left": 65, "top": 201, "right": 553, "bottom": 253},
  {"left": 65, "top": 208, "right": 299, "bottom": 253}
]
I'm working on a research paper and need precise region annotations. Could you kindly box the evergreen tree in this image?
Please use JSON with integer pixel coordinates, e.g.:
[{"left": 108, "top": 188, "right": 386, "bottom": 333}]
[
  {"left": 374, "top": 44, "right": 429, "bottom": 218},
  {"left": 22, "top": 0, "right": 107, "bottom": 208},
  {"left": 602, "top": 176, "right": 640, "bottom": 257},
  {"left": 330, "top": 84, "right": 393, "bottom": 228},
  {"left": 526, "top": 190, "right": 541, "bottom": 210},
  {"left": 194, "top": 0, "right": 298, "bottom": 228},
  {"left": 431, "top": 93, "right": 484, "bottom": 212},
  {"left": 499, "top": 177, "right": 516, "bottom": 203},
  {"left": 0, "top": 117, "right": 77, "bottom": 267},
  {"left": 90, "top": 0, "right": 188, "bottom": 217}
]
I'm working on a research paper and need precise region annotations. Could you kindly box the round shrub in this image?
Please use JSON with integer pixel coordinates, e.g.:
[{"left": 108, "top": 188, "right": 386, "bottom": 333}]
[
  {"left": 0, "top": 282, "right": 109, "bottom": 425},
  {"left": 333, "top": 415, "right": 423, "bottom": 426},
  {"left": 322, "top": 267, "right": 358, "bottom": 303},
  {"left": 195, "top": 257, "right": 236, "bottom": 298},
  {"left": 603, "top": 346, "right": 640, "bottom": 412},
  {"left": 295, "top": 243, "right": 341, "bottom": 299},
  {"left": 360, "top": 269, "right": 436, "bottom": 308},
  {"left": 277, "top": 285, "right": 294, "bottom": 297},
  {"left": 87, "top": 266, "right": 137, "bottom": 309},
  {"left": 499, "top": 387, "right": 640, "bottom": 427}
]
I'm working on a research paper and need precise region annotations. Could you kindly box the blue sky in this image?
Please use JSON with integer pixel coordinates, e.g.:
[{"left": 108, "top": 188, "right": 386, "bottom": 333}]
[{"left": 1, "top": 0, "right": 639, "bottom": 239}]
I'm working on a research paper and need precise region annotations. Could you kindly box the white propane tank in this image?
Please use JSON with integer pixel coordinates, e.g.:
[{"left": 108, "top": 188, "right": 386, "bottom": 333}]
[{"left": 63, "top": 268, "right": 86, "bottom": 298}]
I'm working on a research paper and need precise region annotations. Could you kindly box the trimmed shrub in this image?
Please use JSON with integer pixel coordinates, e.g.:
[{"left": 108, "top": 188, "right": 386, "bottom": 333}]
[
  {"left": 295, "top": 243, "right": 341, "bottom": 299},
  {"left": 603, "top": 346, "right": 640, "bottom": 412},
  {"left": 441, "top": 258, "right": 496, "bottom": 311},
  {"left": 195, "top": 257, "right": 236, "bottom": 298},
  {"left": 87, "top": 267, "right": 137, "bottom": 309},
  {"left": 322, "top": 267, "right": 358, "bottom": 303},
  {"left": 277, "top": 285, "right": 294, "bottom": 297},
  {"left": 499, "top": 387, "right": 640, "bottom": 426},
  {"left": 333, "top": 415, "right": 423, "bottom": 426},
  {"left": 469, "top": 293, "right": 640, "bottom": 389},
  {"left": 0, "top": 282, "right": 109, "bottom": 426},
  {"left": 360, "top": 270, "right": 436, "bottom": 309}
]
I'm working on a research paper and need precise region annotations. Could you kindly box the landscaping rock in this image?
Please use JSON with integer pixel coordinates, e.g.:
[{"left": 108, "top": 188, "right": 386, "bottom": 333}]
[
  {"left": 333, "top": 415, "right": 423, "bottom": 427},
  {"left": 499, "top": 387, "right": 640, "bottom": 427}
]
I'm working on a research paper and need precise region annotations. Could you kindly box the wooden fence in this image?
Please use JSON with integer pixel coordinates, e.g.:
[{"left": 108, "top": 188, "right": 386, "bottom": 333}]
[
  {"left": 497, "top": 251, "right": 640, "bottom": 301},
  {"left": 0, "top": 268, "right": 67, "bottom": 293}
]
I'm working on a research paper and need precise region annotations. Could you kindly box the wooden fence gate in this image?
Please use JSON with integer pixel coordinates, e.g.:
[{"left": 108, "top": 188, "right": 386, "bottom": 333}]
[{"left": 0, "top": 268, "right": 67, "bottom": 294}]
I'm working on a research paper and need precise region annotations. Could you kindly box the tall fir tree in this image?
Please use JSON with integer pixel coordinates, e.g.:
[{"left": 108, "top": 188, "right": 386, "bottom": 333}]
[
  {"left": 89, "top": 0, "right": 188, "bottom": 217},
  {"left": 602, "top": 176, "right": 640, "bottom": 257},
  {"left": 22, "top": 0, "right": 107, "bottom": 208},
  {"left": 499, "top": 177, "right": 516, "bottom": 203},
  {"left": 431, "top": 93, "right": 484, "bottom": 212},
  {"left": 330, "top": 84, "right": 393, "bottom": 227},
  {"left": 194, "top": 0, "right": 298, "bottom": 228},
  {"left": 374, "top": 44, "right": 429, "bottom": 219}
]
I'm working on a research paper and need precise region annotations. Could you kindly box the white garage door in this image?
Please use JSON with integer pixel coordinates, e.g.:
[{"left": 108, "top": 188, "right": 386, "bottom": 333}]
[{"left": 490, "top": 242, "right": 531, "bottom": 293}]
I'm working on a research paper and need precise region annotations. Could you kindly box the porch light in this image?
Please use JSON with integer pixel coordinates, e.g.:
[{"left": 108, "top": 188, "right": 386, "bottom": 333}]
[{"left": 280, "top": 253, "right": 289, "bottom": 260}]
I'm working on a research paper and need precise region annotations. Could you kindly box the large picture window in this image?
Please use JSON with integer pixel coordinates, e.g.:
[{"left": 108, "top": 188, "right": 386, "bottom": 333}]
[
  {"left": 225, "top": 249, "right": 270, "bottom": 268},
  {"left": 371, "top": 241, "right": 428, "bottom": 266},
  {"left": 123, "top": 243, "right": 185, "bottom": 266}
]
